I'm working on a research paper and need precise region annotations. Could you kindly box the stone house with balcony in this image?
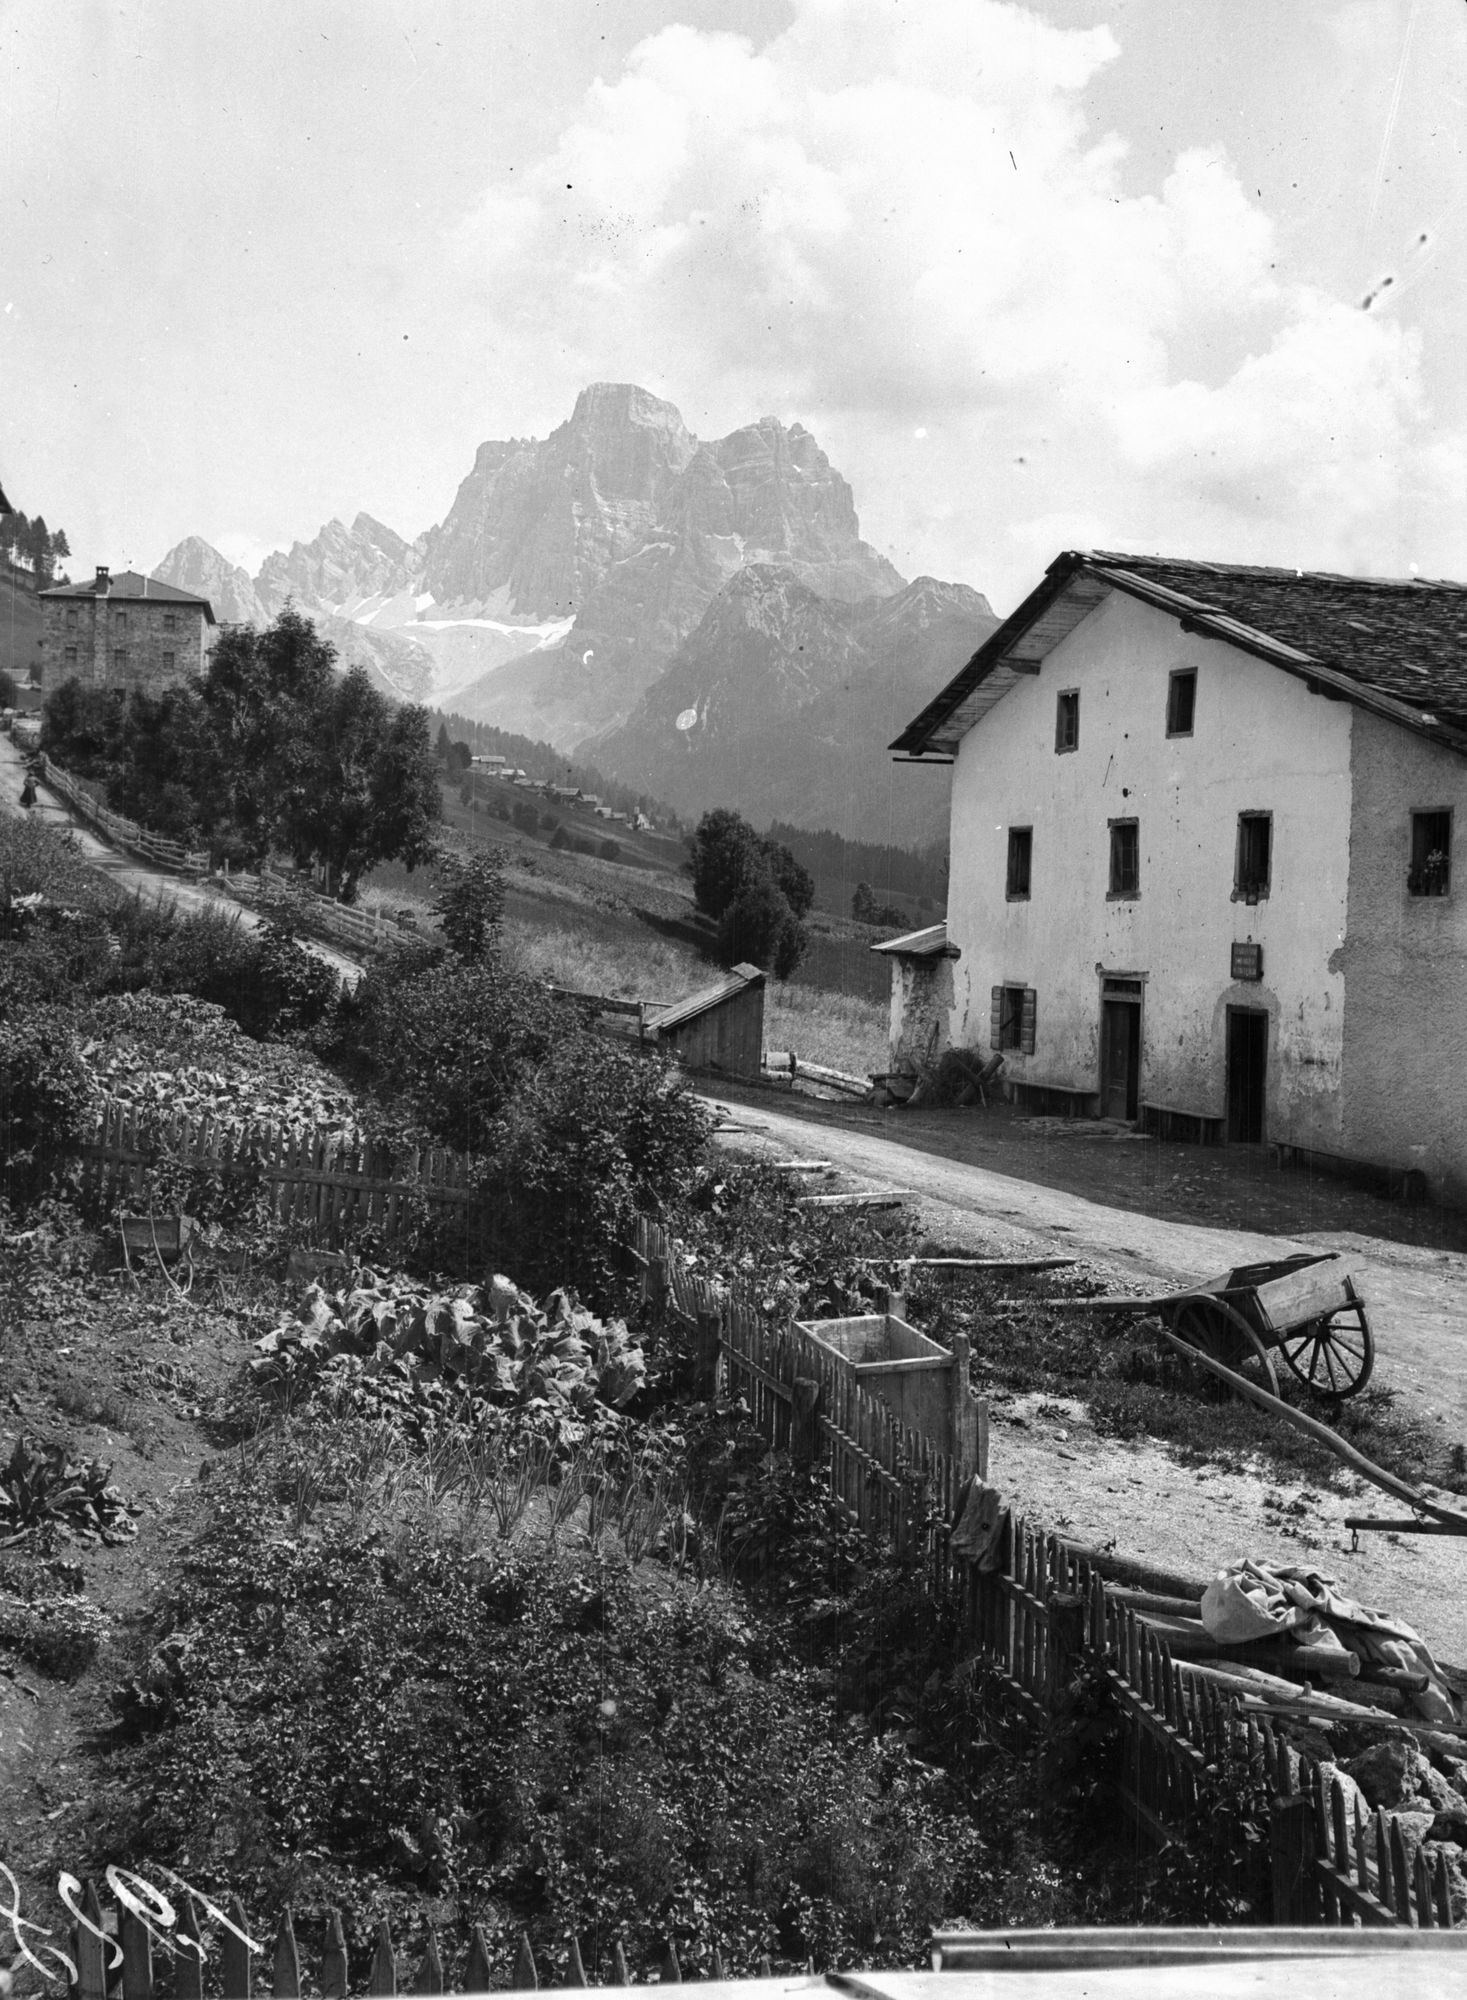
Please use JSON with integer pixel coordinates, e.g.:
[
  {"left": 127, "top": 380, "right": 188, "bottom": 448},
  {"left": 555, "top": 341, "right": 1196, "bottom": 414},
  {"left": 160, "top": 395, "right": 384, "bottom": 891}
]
[
  {"left": 40, "top": 567, "right": 214, "bottom": 694},
  {"left": 889, "top": 551, "right": 1467, "bottom": 1203}
]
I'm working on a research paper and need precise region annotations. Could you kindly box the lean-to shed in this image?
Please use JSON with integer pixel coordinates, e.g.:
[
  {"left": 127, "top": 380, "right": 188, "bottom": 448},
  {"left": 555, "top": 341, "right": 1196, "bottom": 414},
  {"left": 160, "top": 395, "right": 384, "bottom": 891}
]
[{"left": 651, "top": 962, "right": 765, "bottom": 1079}]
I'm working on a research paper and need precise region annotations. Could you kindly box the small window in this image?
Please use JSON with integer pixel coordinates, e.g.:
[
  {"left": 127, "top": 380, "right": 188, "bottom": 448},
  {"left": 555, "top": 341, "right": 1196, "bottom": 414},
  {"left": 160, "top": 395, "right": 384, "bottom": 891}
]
[
  {"left": 1109, "top": 819, "right": 1140, "bottom": 897},
  {"left": 114, "top": 608, "right": 127, "bottom": 628},
  {"left": 65, "top": 608, "right": 77, "bottom": 629},
  {"left": 1166, "top": 669, "right": 1196, "bottom": 737},
  {"left": 1055, "top": 689, "right": 1079, "bottom": 753},
  {"left": 163, "top": 612, "right": 177, "bottom": 632},
  {"left": 1409, "top": 810, "right": 1452, "bottom": 897},
  {"left": 1235, "top": 812, "right": 1272, "bottom": 901},
  {"left": 990, "top": 984, "right": 1037, "bottom": 1054},
  {"left": 1006, "top": 826, "right": 1033, "bottom": 900},
  {"left": 113, "top": 648, "right": 129, "bottom": 671},
  {"left": 162, "top": 651, "right": 176, "bottom": 670},
  {"left": 64, "top": 646, "right": 77, "bottom": 667}
]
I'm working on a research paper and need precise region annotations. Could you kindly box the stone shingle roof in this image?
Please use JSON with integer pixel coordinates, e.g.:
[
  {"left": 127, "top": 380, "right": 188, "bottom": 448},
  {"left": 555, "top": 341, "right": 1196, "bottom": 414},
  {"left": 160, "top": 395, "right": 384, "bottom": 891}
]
[
  {"left": 1089, "top": 552, "right": 1467, "bottom": 721},
  {"left": 893, "top": 550, "right": 1467, "bottom": 757},
  {"left": 41, "top": 570, "right": 215, "bottom": 622}
]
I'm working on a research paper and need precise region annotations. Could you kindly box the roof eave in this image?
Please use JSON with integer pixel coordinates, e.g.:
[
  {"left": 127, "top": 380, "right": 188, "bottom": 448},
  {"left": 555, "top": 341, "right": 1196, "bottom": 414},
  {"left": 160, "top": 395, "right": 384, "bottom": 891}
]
[
  {"left": 892, "top": 552, "right": 1467, "bottom": 763},
  {"left": 890, "top": 552, "right": 1086, "bottom": 757}
]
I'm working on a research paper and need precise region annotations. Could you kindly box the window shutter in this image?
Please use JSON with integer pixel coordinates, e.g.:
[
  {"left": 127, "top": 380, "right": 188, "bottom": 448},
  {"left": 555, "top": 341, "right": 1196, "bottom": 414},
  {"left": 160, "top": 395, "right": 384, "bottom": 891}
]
[
  {"left": 1020, "top": 988, "right": 1037, "bottom": 1055},
  {"left": 990, "top": 987, "right": 1003, "bottom": 1051}
]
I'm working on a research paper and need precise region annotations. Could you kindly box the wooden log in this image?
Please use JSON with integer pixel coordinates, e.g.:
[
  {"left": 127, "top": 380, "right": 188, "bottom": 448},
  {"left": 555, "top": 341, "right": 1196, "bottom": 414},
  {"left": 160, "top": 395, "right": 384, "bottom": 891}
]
[
  {"left": 1056, "top": 1539, "right": 1206, "bottom": 1601},
  {"left": 1109, "top": 1587, "right": 1214, "bottom": 1619},
  {"left": 795, "top": 1190, "right": 914, "bottom": 1209}
]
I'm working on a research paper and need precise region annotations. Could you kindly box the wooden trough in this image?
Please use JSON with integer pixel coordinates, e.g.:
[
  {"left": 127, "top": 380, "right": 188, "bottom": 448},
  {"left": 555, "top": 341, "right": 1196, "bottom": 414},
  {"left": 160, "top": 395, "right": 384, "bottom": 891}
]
[{"left": 795, "top": 1311, "right": 985, "bottom": 1479}]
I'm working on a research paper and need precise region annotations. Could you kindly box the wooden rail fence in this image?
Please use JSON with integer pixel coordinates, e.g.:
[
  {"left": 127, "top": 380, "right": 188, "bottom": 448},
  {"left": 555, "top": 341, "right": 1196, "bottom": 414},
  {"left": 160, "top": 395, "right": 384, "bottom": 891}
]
[
  {"left": 38, "top": 754, "right": 209, "bottom": 876},
  {"left": 80, "top": 1098, "right": 477, "bottom": 1247},
  {"left": 631, "top": 1215, "right": 1459, "bottom": 1932}
]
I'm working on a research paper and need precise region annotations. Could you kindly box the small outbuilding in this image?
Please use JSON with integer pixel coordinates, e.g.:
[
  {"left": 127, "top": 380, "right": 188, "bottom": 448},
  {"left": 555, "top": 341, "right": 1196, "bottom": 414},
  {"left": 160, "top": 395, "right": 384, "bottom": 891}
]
[
  {"left": 650, "top": 962, "right": 765, "bottom": 1080},
  {"left": 871, "top": 922, "right": 961, "bottom": 1074}
]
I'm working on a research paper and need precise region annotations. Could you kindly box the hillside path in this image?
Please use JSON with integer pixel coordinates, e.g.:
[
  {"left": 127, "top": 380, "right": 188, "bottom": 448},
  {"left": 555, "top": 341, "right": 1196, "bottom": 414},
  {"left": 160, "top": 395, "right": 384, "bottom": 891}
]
[{"left": 0, "top": 732, "right": 362, "bottom": 983}]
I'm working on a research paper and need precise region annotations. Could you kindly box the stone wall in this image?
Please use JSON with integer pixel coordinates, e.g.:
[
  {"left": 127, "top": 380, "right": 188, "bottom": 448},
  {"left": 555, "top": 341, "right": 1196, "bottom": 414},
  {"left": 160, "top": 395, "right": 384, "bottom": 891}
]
[{"left": 42, "top": 593, "right": 208, "bottom": 694}]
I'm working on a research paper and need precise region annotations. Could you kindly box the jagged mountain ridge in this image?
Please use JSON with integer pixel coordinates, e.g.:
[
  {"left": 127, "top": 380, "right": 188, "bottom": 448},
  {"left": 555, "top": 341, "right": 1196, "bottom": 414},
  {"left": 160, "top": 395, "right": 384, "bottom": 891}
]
[
  {"left": 590, "top": 566, "right": 998, "bottom": 847},
  {"left": 152, "top": 383, "right": 997, "bottom": 839}
]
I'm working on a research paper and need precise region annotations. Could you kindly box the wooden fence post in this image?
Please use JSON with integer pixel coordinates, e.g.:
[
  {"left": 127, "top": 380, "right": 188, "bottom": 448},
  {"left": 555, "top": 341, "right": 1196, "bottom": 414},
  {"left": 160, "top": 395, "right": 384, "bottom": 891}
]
[
  {"left": 611, "top": 1942, "right": 631, "bottom": 1985},
  {"left": 464, "top": 1927, "right": 493, "bottom": 1993},
  {"left": 72, "top": 1881, "right": 109, "bottom": 2000},
  {"left": 564, "top": 1936, "right": 587, "bottom": 1987},
  {"left": 513, "top": 1932, "right": 538, "bottom": 1991},
  {"left": 119, "top": 1899, "right": 153, "bottom": 2000},
  {"left": 321, "top": 1912, "right": 349, "bottom": 2000},
  {"left": 221, "top": 1897, "right": 253, "bottom": 2000},
  {"left": 659, "top": 1941, "right": 681, "bottom": 1984},
  {"left": 1045, "top": 1590, "right": 1086, "bottom": 1704},
  {"left": 175, "top": 1897, "right": 204, "bottom": 2000},
  {"left": 367, "top": 1920, "right": 396, "bottom": 1996},
  {"left": 949, "top": 1330, "right": 980, "bottom": 1480},
  {"left": 647, "top": 1257, "right": 669, "bottom": 1315},
  {"left": 693, "top": 1308, "right": 722, "bottom": 1398},
  {"left": 791, "top": 1376, "right": 821, "bottom": 1467},
  {"left": 1269, "top": 1794, "right": 1317, "bottom": 1925},
  {"left": 271, "top": 1909, "right": 300, "bottom": 1999},
  {"left": 875, "top": 1283, "right": 907, "bottom": 1320}
]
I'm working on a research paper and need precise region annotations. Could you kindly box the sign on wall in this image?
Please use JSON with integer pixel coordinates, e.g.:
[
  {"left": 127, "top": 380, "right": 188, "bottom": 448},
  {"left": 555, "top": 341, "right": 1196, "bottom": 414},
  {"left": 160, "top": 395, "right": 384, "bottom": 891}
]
[{"left": 1231, "top": 942, "right": 1264, "bottom": 982}]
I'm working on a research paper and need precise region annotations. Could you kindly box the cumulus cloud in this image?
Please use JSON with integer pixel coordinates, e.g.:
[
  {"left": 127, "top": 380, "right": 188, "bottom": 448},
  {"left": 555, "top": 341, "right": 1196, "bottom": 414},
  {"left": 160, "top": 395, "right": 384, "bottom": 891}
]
[{"left": 453, "top": 0, "right": 1465, "bottom": 602}]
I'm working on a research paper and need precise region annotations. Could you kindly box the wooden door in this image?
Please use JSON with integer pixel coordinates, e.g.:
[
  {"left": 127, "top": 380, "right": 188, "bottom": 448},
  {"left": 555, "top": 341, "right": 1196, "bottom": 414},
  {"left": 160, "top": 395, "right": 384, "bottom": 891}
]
[
  {"left": 1226, "top": 1007, "right": 1267, "bottom": 1143},
  {"left": 1101, "top": 1000, "right": 1140, "bottom": 1120}
]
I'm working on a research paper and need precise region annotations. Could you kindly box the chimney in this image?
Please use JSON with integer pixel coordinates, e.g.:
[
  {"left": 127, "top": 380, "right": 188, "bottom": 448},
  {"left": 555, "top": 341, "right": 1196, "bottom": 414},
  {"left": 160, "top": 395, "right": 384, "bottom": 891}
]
[{"left": 95, "top": 566, "right": 111, "bottom": 594}]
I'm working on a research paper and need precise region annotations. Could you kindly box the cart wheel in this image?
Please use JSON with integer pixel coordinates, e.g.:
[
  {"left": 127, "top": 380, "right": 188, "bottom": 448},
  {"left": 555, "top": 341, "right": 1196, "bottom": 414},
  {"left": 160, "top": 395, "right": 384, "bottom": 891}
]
[
  {"left": 1167, "top": 1295, "right": 1282, "bottom": 1400},
  {"left": 1276, "top": 1305, "right": 1374, "bottom": 1399}
]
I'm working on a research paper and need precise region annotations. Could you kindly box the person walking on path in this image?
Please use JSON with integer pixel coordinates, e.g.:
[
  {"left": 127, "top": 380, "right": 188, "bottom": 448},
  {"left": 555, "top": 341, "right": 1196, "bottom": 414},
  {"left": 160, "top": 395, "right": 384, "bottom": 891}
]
[{"left": 18, "top": 773, "right": 36, "bottom": 809}]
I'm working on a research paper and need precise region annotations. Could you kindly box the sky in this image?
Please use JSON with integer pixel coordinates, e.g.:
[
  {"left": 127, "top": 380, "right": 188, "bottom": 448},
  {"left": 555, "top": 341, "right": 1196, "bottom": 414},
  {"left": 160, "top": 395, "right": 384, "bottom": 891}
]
[{"left": 2, "top": 0, "right": 1466, "bottom": 611}]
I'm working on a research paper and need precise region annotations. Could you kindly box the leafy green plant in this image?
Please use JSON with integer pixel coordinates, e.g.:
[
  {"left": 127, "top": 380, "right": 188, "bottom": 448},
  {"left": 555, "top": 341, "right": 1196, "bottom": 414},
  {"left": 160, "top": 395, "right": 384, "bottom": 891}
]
[
  {"left": 0, "top": 1008, "right": 92, "bottom": 1210},
  {"left": 253, "top": 1271, "right": 647, "bottom": 1447},
  {"left": 0, "top": 1434, "right": 139, "bottom": 1545}
]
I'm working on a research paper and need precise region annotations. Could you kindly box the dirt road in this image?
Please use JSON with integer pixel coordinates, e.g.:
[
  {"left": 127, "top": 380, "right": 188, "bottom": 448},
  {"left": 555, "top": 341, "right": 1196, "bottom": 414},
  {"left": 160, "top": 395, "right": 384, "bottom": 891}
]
[
  {"left": 0, "top": 732, "right": 361, "bottom": 984},
  {"left": 710, "top": 1091, "right": 1467, "bottom": 1658},
  {"left": 710, "top": 1091, "right": 1467, "bottom": 1437}
]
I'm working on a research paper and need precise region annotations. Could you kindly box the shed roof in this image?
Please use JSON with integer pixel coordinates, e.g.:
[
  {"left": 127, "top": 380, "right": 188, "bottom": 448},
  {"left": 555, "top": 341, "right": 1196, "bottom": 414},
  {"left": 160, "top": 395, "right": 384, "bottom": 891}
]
[
  {"left": 892, "top": 550, "right": 1467, "bottom": 759},
  {"left": 42, "top": 570, "right": 216, "bottom": 623},
  {"left": 651, "top": 962, "right": 765, "bottom": 1035},
  {"left": 869, "top": 922, "right": 956, "bottom": 959}
]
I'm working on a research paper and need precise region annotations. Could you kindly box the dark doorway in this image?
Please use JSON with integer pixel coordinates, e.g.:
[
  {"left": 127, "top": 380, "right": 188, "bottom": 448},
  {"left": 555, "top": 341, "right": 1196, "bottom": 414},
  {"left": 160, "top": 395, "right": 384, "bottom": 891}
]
[
  {"left": 1101, "top": 999, "right": 1141, "bottom": 1121},
  {"left": 1226, "top": 1008, "right": 1267, "bottom": 1142}
]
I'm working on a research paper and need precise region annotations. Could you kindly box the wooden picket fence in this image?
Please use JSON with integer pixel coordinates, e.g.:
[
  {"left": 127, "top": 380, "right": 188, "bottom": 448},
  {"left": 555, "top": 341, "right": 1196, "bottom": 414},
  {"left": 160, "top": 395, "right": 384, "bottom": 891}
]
[
  {"left": 58, "top": 1876, "right": 737, "bottom": 1998},
  {"left": 630, "top": 1215, "right": 1459, "bottom": 1931},
  {"left": 79, "top": 1098, "right": 477, "bottom": 1248}
]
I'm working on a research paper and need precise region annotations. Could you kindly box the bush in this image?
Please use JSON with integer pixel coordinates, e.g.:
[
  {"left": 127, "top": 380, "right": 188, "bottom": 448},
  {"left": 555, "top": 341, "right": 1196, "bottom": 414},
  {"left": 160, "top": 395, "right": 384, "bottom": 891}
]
[
  {"left": 599, "top": 840, "right": 621, "bottom": 862},
  {"left": 104, "top": 1495, "right": 991, "bottom": 1973},
  {"left": 0, "top": 1009, "right": 91, "bottom": 1209},
  {"left": 432, "top": 849, "right": 505, "bottom": 962},
  {"left": 717, "top": 877, "right": 805, "bottom": 980}
]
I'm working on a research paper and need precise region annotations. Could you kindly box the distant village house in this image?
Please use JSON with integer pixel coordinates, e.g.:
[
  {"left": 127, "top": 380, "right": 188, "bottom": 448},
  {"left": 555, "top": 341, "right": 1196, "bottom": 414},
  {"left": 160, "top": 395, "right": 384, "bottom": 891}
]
[
  {"left": 891, "top": 551, "right": 1467, "bottom": 1203},
  {"left": 40, "top": 568, "right": 214, "bottom": 693}
]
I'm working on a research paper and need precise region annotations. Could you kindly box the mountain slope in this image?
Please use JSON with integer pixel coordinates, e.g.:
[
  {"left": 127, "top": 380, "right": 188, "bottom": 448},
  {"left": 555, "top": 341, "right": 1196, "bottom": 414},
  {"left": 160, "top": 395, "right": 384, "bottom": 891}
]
[{"left": 590, "top": 569, "right": 998, "bottom": 846}]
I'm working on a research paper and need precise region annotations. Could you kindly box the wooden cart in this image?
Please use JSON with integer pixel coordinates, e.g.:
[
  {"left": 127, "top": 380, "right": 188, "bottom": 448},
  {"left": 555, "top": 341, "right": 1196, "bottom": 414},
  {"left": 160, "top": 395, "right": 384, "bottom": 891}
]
[{"left": 1086, "top": 1251, "right": 1374, "bottom": 1401}]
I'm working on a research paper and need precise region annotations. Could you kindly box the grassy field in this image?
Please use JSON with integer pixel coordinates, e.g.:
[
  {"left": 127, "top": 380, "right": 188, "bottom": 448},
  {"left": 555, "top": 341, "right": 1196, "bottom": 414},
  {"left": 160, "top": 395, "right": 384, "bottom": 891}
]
[{"left": 359, "top": 790, "right": 896, "bottom": 1077}]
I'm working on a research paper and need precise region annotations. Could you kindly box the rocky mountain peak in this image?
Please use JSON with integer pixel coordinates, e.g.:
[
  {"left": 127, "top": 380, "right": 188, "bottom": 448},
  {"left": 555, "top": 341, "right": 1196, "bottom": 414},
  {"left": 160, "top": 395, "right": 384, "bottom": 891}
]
[{"left": 152, "top": 538, "right": 269, "bottom": 626}]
